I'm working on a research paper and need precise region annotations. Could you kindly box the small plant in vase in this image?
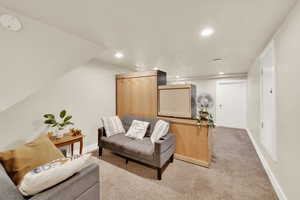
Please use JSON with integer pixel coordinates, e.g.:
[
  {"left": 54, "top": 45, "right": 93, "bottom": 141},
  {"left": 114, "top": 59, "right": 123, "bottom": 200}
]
[
  {"left": 43, "top": 110, "right": 74, "bottom": 138},
  {"left": 196, "top": 108, "right": 215, "bottom": 128}
]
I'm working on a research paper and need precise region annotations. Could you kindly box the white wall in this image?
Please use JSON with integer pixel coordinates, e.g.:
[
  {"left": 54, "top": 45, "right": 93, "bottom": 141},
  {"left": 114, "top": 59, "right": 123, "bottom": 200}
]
[
  {"left": 247, "top": 1, "right": 300, "bottom": 199},
  {"left": 0, "top": 6, "right": 100, "bottom": 112},
  {"left": 0, "top": 59, "right": 130, "bottom": 151}
]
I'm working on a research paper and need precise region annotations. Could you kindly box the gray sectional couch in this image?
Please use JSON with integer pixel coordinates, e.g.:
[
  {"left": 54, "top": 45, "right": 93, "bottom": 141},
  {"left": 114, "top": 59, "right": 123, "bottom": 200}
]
[
  {"left": 98, "top": 115, "right": 176, "bottom": 180},
  {"left": 0, "top": 163, "right": 100, "bottom": 200}
]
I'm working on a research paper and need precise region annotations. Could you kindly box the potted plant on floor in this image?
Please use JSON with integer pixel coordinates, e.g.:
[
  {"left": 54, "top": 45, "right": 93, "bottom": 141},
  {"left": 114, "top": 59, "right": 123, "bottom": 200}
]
[{"left": 43, "top": 110, "right": 74, "bottom": 138}]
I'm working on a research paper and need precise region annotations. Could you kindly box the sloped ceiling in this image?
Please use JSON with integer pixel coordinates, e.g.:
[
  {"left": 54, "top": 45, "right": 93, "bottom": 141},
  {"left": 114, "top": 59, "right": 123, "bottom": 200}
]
[
  {"left": 0, "top": 6, "right": 100, "bottom": 111},
  {"left": 0, "top": 0, "right": 297, "bottom": 77}
]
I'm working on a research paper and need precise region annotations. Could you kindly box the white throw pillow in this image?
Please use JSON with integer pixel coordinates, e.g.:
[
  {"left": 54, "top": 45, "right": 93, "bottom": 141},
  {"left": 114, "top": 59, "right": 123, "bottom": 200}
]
[
  {"left": 102, "top": 116, "right": 125, "bottom": 137},
  {"left": 125, "top": 120, "right": 149, "bottom": 140},
  {"left": 18, "top": 154, "right": 91, "bottom": 196},
  {"left": 151, "top": 120, "right": 170, "bottom": 143}
]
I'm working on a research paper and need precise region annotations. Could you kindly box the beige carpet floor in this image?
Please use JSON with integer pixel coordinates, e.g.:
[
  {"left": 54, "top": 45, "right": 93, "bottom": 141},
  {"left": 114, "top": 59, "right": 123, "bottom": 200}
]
[{"left": 91, "top": 127, "right": 278, "bottom": 200}]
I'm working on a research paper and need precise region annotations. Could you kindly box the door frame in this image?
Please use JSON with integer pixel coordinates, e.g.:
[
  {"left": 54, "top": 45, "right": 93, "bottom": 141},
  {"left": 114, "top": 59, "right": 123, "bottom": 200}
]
[
  {"left": 216, "top": 79, "right": 247, "bottom": 128},
  {"left": 259, "top": 40, "right": 277, "bottom": 161}
]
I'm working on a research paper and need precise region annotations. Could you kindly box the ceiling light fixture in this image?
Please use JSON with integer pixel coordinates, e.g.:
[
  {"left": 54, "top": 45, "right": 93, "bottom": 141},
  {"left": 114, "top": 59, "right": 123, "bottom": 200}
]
[
  {"left": 0, "top": 14, "right": 22, "bottom": 31},
  {"left": 114, "top": 52, "right": 124, "bottom": 59},
  {"left": 201, "top": 27, "right": 214, "bottom": 37},
  {"left": 153, "top": 67, "right": 158, "bottom": 70},
  {"left": 176, "top": 75, "right": 180, "bottom": 79},
  {"left": 219, "top": 72, "right": 225, "bottom": 75}
]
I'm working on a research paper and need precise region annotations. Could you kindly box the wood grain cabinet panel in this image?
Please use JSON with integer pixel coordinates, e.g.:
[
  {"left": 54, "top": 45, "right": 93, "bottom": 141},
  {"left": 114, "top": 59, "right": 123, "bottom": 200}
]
[
  {"left": 159, "top": 117, "right": 211, "bottom": 167},
  {"left": 116, "top": 70, "right": 166, "bottom": 118}
]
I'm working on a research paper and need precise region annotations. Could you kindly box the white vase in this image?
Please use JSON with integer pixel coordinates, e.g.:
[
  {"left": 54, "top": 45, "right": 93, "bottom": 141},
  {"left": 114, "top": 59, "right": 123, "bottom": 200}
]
[{"left": 54, "top": 128, "right": 65, "bottom": 138}]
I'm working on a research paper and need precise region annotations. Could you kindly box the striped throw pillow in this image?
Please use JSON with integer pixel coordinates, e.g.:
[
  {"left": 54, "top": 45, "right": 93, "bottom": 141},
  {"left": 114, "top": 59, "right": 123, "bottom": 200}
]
[
  {"left": 102, "top": 116, "right": 125, "bottom": 137},
  {"left": 150, "top": 120, "right": 169, "bottom": 143}
]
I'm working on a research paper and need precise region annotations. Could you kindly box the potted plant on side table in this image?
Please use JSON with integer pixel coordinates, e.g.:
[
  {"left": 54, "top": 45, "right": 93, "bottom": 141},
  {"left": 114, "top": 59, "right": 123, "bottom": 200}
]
[{"left": 43, "top": 110, "right": 74, "bottom": 139}]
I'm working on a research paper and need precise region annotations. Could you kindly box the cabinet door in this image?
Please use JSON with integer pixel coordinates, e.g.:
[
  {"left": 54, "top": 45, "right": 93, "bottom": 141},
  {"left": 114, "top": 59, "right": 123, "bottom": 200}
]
[
  {"left": 117, "top": 78, "right": 132, "bottom": 118},
  {"left": 117, "top": 76, "right": 157, "bottom": 118}
]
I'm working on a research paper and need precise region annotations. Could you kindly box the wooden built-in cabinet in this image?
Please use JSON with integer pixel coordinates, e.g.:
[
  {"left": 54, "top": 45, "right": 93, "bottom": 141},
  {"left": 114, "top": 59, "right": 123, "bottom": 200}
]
[
  {"left": 159, "top": 117, "right": 212, "bottom": 167},
  {"left": 116, "top": 70, "right": 211, "bottom": 168},
  {"left": 116, "top": 70, "right": 166, "bottom": 118}
]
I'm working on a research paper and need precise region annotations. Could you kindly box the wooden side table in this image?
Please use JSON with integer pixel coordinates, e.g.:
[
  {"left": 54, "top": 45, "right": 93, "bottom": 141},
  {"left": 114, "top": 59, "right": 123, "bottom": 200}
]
[{"left": 49, "top": 132, "right": 84, "bottom": 156}]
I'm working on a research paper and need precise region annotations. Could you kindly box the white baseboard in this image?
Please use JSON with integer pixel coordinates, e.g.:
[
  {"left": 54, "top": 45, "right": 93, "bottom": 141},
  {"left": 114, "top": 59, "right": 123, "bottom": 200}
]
[
  {"left": 84, "top": 143, "right": 99, "bottom": 153},
  {"left": 246, "top": 129, "right": 287, "bottom": 200},
  {"left": 66, "top": 143, "right": 98, "bottom": 156}
]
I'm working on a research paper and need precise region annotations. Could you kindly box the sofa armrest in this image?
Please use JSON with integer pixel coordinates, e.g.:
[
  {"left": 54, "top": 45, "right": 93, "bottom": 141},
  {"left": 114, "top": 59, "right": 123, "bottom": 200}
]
[
  {"left": 154, "top": 133, "right": 176, "bottom": 155},
  {"left": 98, "top": 127, "right": 106, "bottom": 138},
  {"left": 98, "top": 127, "right": 106, "bottom": 147},
  {"left": 29, "top": 164, "right": 99, "bottom": 200}
]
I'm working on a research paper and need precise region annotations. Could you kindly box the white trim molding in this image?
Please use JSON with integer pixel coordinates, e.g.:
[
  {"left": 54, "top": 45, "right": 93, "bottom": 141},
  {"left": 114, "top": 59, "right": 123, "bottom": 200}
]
[
  {"left": 84, "top": 143, "right": 99, "bottom": 153},
  {"left": 168, "top": 73, "right": 248, "bottom": 82},
  {"left": 246, "top": 129, "right": 287, "bottom": 200},
  {"left": 66, "top": 143, "right": 98, "bottom": 156}
]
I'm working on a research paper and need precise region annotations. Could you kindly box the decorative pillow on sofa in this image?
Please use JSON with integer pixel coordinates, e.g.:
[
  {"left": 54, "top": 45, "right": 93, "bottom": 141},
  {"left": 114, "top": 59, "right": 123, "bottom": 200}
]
[
  {"left": 125, "top": 120, "right": 150, "bottom": 140},
  {"left": 18, "top": 154, "right": 91, "bottom": 196},
  {"left": 0, "top": 135, "right": 64, "bottom": 185},
  {"left": 102, "top": 116, "right": 125, "bottom": 137},
  {"left": 150, "top": 120, "right": 170, "bottom": 143}
]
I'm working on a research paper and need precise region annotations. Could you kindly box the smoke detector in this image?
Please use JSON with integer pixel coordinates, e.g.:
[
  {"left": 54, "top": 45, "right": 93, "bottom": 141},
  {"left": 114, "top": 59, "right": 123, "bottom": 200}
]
[{"left": 0, "top": 14, "right": 22, "bottom": 31}]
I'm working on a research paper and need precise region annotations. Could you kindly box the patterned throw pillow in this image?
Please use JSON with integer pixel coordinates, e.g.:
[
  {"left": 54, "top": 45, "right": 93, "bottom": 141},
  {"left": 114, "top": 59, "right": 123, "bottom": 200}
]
[
  {"left": 102, "top": 116, "right": 125, "bottom": 137},
  {"left": 125, "top": 120, "right": 150, "bottom": 140},
  {"left": 18, "top": 154, "right": 91, "bottom": 196},
  {"left": 150, "top": 120, "right": 170, "bottom": 143},
  {"left": 0, "top": 135, "right": 64, "bottom": 185}
]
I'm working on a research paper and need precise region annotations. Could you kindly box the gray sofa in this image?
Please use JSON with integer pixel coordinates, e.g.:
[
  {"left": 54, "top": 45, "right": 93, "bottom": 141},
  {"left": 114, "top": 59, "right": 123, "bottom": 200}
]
[
  {"left": 98, "top": 115, "right": 176, "bottom": 180},
  {"left": 0, "top": 163, "right": 100, "bottom": 200}
]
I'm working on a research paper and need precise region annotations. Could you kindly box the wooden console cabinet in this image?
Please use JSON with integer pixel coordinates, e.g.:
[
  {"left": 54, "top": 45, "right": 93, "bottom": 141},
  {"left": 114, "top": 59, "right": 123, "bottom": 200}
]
[{"left": 159, "top": 117, "right": 212, "bottom": 167}]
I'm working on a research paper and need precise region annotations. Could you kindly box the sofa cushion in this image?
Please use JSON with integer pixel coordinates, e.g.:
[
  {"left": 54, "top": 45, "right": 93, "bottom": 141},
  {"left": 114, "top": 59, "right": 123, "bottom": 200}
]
[
  {"left": 101, "top": 134, "right": 134, "bottom": 149},
  {"left": 19, "top": 154, "right": 91, "bottom": 196},
  {"left": 125, "top": 120, "right": 150, "bottom": 140},
  {"left": 122, "top": 116, "right": 159, "bottom": 137},
  {"left": 0, "top": 135, "right": 64, "bottom": 185},
  {"left": 123, "top": 138, "right": 154, "bottom": 161},
  {"left": 101, "top": 116, "right": 125, "bottom": 137},
  {"left": 0, "top": 164, "right": 24, "bottom": 200},
  {"left": 151, "top": 120, "right": 170, "bottom": 143}
]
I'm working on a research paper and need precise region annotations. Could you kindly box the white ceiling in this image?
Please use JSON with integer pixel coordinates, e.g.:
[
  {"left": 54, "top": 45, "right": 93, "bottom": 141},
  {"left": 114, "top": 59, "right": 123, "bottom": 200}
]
[{"left": 0, "top": 0, "right": 297, "bottom": 77}]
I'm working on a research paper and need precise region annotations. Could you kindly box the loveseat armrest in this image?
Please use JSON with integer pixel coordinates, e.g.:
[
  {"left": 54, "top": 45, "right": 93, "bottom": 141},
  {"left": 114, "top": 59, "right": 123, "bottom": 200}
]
[
  {"left": 29, "top": 164, "right": 100, "bottom": 200},
  {"left": 98, "top": 127, "right": 106, "bottom": 138},
  {"left": 154, "top": 133, "right": 176, "bottom": 155},
  {"left": 98, "top": 127, "right": 106, "bottom": 147}
]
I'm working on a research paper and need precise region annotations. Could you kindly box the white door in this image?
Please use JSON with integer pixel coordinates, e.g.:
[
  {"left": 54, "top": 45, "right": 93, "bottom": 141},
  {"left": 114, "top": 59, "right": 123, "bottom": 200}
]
[
  {"left": 216, "top": 80, "right": 247, "bottom": 129},
  {"left": 260, "top": 41, "right": 277, "bottom": 161}
]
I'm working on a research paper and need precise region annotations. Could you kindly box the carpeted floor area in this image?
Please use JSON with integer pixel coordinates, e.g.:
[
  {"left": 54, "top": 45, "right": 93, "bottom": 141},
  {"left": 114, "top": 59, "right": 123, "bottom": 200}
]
[{"left": 91, "top": 127, "right": 278, "bottom": 200}]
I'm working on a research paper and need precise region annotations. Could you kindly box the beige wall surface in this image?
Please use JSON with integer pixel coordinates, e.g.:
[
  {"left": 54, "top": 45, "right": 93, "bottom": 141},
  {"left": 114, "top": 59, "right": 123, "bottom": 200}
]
[
  {"left": 247, "top": 1, "right": 300, "bottom": 199},
  {"left": 0, "top": 59, "right": 129, "bottom": 151},
  {"left": 0, "top": 6, "right": 100, "bottom": 112}
]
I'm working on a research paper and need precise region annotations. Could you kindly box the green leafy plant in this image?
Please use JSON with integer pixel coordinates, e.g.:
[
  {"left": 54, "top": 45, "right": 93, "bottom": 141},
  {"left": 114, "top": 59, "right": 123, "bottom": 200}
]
[
  {"left": 196, "top": 109, "right": 215, "bottom": 128},
  {"left": 43, "top": 110, "right": 74, "bottom": 130}
]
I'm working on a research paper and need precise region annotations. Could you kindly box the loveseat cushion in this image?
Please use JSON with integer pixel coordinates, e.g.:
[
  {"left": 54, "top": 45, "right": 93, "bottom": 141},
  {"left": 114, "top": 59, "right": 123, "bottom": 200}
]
[
  {"left": 122, "top": 116, "right": 159, "bottom": 137},
  {"left": 123, "top": 138, "right": 154, "bottom": 161},
  {"left": 101, "top": 134, "right": 133, "bottom": 150}
]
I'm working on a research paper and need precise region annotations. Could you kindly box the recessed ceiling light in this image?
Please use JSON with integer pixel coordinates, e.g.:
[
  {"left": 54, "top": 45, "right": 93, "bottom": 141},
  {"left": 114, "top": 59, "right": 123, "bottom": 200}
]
[
  {"left": 219, "top": 72, "right": 225, "bottom": 75},
  {"left": 201, "top": 28, "right": 214, "bottom": 37},
  {"left": 153, "top": 67, "right": 158, "bottom": 70},
  {"left": 176, "top": 75, "right": 180, "bottom": 79},
  {"left": 114, "top": 52, "right": 124, "bottom": 59}
]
